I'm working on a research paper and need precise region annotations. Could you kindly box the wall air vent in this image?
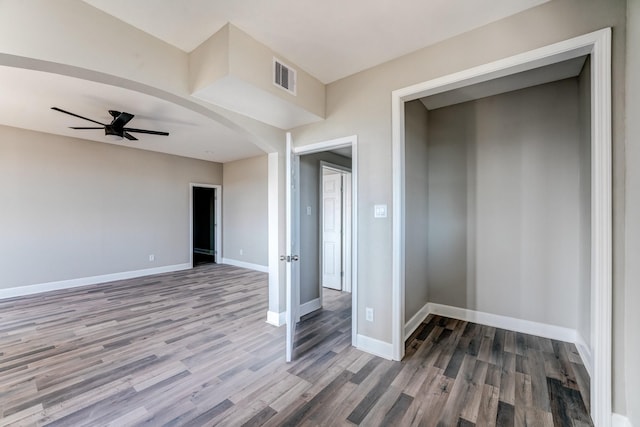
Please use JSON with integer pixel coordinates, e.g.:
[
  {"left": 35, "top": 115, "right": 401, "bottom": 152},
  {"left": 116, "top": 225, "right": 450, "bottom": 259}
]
[{"left": 273, "top": 58, "right": 296, "bottom": 95}]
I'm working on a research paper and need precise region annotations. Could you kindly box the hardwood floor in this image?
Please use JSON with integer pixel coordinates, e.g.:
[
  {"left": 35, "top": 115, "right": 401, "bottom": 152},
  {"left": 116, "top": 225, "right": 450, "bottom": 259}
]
[{"left": 0, "top": 264, "right": 592, "bottom": 426}]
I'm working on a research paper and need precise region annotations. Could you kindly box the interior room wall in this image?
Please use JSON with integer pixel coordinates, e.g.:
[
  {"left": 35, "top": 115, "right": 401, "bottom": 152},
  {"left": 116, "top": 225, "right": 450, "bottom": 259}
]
[
  {"left": 403, "top": 100, "right": 430, "bottom": 323},
  {"left": 290, "top": 0, "right": 629, "bottom": 413},
  {"left": 425, "top": 99, "right": 471, "bottom": 311},
  {"left": 0, "top": 125, "right": 222, "bottom": 290},
  {"left": 299, "top": 151, "right": 351, "bottom": 305},
  {"left": 425, "top": 78, "right": 586, "bottom": 330},
  {"left": 222, "top": 155, "right": 269, "bottom": 267},
  {"left": 577, "top": 58, "right": 592, "bottom": 347},
  {"left": 291, "top": 0, "right": 625, "bottom": 349}
]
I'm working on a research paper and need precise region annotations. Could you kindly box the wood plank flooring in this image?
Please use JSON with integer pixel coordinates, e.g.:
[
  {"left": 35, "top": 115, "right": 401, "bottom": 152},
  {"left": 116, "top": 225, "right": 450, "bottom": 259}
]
[{"left": 0, "top": 264, "right": 592, "bottom": 426}]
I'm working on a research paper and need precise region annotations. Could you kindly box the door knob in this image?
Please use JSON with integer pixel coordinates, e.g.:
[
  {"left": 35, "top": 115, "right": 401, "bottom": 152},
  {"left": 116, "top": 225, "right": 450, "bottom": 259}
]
[{"left": 292, "top": 255, "right": 299, "bottom": 261}]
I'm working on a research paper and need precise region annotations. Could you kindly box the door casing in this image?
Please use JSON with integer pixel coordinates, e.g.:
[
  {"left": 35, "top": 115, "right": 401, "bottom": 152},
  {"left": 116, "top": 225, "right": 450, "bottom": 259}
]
[
  {"left": 391, "top": 29, "right": 612, "bottom": 426},
  {"left": 289, "top": 135, "right": 359, "bottom": 349}
]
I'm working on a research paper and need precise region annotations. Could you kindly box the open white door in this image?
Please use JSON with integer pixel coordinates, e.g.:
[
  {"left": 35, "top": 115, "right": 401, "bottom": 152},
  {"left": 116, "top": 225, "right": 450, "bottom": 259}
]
[
  {"left": 284, "top": 132, "right": 300, "bottom": 362},
  {"left": 322, "top": 170, "right": 343, "bottom": 290}
]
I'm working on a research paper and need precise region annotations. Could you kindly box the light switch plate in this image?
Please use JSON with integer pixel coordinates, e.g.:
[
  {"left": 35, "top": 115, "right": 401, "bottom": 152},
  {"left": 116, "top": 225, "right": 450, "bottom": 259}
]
[{"left": 374, "top": 204, "right": 387, "bottom": 218}]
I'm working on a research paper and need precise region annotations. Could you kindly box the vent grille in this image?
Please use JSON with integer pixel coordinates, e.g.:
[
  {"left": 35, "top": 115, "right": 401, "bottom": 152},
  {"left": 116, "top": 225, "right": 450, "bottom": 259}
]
[{"left": 274, "top": 58, "right": 296, "bottom": 95}]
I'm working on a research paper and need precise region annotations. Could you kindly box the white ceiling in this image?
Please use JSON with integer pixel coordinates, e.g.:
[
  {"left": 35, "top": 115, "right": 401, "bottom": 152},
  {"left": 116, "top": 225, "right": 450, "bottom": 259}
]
[
  {"left": 1, "top": 1, "right": 550, "bottom": 164},
  {"left": 82, "top": 0, "right": 549, "bottom": 84},
  {"left": 0, "top": 66, "right": 264, "bottom": 163}
]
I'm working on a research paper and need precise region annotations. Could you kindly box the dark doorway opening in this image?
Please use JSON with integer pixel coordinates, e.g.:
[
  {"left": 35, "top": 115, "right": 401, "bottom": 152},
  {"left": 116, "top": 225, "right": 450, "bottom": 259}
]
[{"left": 193, "top": 187, "right": 217, "bottom": 266}]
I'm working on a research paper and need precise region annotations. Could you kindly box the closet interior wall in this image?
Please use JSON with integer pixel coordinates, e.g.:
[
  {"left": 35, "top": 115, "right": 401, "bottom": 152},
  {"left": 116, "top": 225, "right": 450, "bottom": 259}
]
[{"left": 404, "top": 71, "right": 592, "bottom": 344}]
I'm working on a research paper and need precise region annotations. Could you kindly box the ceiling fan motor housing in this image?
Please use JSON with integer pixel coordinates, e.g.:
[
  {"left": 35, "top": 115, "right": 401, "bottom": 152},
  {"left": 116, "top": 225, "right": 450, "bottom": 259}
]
[{"left": 104, "top": 125, "right": 123, "bottom": 138}]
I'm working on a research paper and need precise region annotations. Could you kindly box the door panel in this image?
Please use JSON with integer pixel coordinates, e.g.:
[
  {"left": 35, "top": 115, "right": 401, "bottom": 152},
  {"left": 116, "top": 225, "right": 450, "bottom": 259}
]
[
  {"left": 285, "top": 133, "right": 300, "bottom": 362},
  {"left": 322, "top": 171, "right": 343, "bottom": 290}
]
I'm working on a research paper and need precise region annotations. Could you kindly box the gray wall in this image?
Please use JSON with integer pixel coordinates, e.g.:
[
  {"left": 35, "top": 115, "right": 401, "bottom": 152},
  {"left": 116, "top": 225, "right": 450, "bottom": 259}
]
[
  {"left": 299, "top": 151, "right": 351, "bottom": 304},
  {"left": 404, "top": 100, "right": 430, "bottom": 322},
  {"left": 0, "top": 125, "right": 222, "bottom": 289},
  {"left": 424, "top": 78, "right": 588, "bottom": 330},
  {"left": 577, "top": 58, "right": 592, "bottom": 347},
  {"left": 625, "top": 0, "right": 640, "bottom": 422},
  {"left": 222, "top": 155, "right": 269, "bottom": 267},
  {"left": 426, "top": 99, "right": 471, "bottom": 311},
  {"left": 290, "top": 0, "right": 629, "bottom": 413}
]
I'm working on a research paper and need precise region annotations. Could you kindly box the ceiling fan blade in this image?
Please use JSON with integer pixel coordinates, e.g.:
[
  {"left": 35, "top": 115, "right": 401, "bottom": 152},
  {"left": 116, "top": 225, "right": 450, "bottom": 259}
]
[
  {"left": 123, "top": 132, "right": 138, "bottom": 141},
  {"left": 111, "top": 112, "right": 134, "bottom": 129},
  {"left": 69, "top": 127, "right": 103, "bottom": 130},
  {"left": 124, "top": 127, "right": 169, "bottom": 136},
  {"left": 51, "top": 107, "right": 106, "bottom": 126},
  {"left": 108, "top": 110, "right": 121, "bottom": 118}
]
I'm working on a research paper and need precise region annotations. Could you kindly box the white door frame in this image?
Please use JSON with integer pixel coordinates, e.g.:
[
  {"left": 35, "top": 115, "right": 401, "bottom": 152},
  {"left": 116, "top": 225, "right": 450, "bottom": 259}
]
[
  {"left": 189, "top": 183, "right": 222, "bottom": 267},
  {"left": 294, "top": 135, "right": 358, "bottom": 347},
  {"left": 319, "top": 161, "right": 353, "bottom": 299},
  {"left": 391, "top": 29, "right": 611, "bottom": 426}
]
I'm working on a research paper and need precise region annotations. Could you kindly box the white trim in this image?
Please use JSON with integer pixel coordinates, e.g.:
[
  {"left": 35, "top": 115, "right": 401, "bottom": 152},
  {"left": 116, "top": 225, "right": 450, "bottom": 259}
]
[
  {"left": 189, "top": 183, "right": 222, "bottom": 267},
  {"left": 612, "top": 414, "right": 633, "bottom": 427},
  {"left": 293, "top": 135, "right": 357, "bottom": 155},
  {"left": 392, "top": 94, "right": 405, "bottom": 361},
  {"left": 299, "top": 298, "right": 322, "bottom": 317},
  {"left": 391, "top": 28, "right": 611, "bottom": 426},
  {"left": 294, "top": 135, "right": 358, "bottom": 349},
  {"left": 428, "top": 303, "right": 577, "bottom": 344},
  {"left": 590, "top": 28, "right": 613, "bottom": 427},
  {"left": 575, "top": 331, "right": 593, "bottom": 378},
  {"left": 221, "top": 258, "right": 269, "bottom": 273},
  {"left": 266, "top": 310, "right": 286, "bottom": 327},
  {"left": 404, "top": 302, "right": 431, "bottom": 339},
  {"left": 407, "top": 302, "right": 595, "bottom": 376},
  {"left": 0, "top": 263, "right": 191, "bottom": 300},
  {"left": 356, "top": 334, "right": 393, "bottom": 360}
]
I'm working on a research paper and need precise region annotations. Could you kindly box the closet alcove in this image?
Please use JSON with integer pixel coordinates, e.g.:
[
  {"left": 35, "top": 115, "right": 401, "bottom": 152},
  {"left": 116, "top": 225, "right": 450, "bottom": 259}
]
[{"left": 404, "top": 55, "right": 592, "bottom": 358}]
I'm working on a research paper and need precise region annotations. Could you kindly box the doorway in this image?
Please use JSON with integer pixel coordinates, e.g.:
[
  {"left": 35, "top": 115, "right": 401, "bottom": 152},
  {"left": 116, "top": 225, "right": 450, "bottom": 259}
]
[
  {"left": 190, "top": 184, "right": 222, "bottom": 267},
  {"left": 298, "top": 154, "right": 352, "bottom": 319},
  {"left": 285, "top": 135, "right": 358, "bottom": 361},
  {"left": 320, "top": 163, "right": 352, "bottom": 294},
  {"left": 391, "top": 29, "right": 611, "bottom": 425}
]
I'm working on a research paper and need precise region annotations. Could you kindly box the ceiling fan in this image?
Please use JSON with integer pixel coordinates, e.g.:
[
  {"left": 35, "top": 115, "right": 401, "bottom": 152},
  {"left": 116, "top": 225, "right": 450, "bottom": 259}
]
[{"left": 51, "top": 107, "right": 169, "bottom": 141}]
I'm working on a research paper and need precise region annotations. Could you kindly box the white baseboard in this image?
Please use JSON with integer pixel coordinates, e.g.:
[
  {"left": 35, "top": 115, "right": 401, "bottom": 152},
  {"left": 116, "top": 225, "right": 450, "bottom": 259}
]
[
  {"left": 266, "top": 310, "right": 285, "bottom": 327},
  {"left": 299, "top": 298, "right": 322, "bottom": 317},
  {"left": 613, "top": 413, "right": 633, "bottom": 427},
  {"left": 356, "top": 334, "right": 393, "bottom": 360},
  {"left": 404, "top": 302, "right": 431, "bottom": 338},
  {"left": 0, "top": 263, "right": 192, "bottom": 300},
  {"left": 222, "top": 258, "right": 269, "bottom": 273},
  {"left": 408, "top": 302, "right": 596, "bottom": 379},
  {"left": 575, "top": 332, "right": 593, "bottom": 378},
  {"left": 427, "top": 302, "right": 577, "bottom": 344}
]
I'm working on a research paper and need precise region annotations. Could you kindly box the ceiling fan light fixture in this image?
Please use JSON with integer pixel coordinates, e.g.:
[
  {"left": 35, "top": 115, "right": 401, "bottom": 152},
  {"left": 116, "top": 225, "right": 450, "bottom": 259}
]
[{"left": 51, "top": 107, "right": 169, "bottom": 142}]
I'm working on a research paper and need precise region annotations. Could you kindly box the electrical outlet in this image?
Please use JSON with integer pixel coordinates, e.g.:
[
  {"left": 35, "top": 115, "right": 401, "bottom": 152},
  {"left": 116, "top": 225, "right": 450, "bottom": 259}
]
[
  {"left": 366, "top": 307, "right": 374, "bottom": 322},
  {"left": 149, "top": 254, "right": 155, "bottom": 261},
  {"left": 239, "top": 249, "right": 243, "bottom": 256},
  {"left": 306, "top": 206, "right": 312, "bottom": 216}
]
